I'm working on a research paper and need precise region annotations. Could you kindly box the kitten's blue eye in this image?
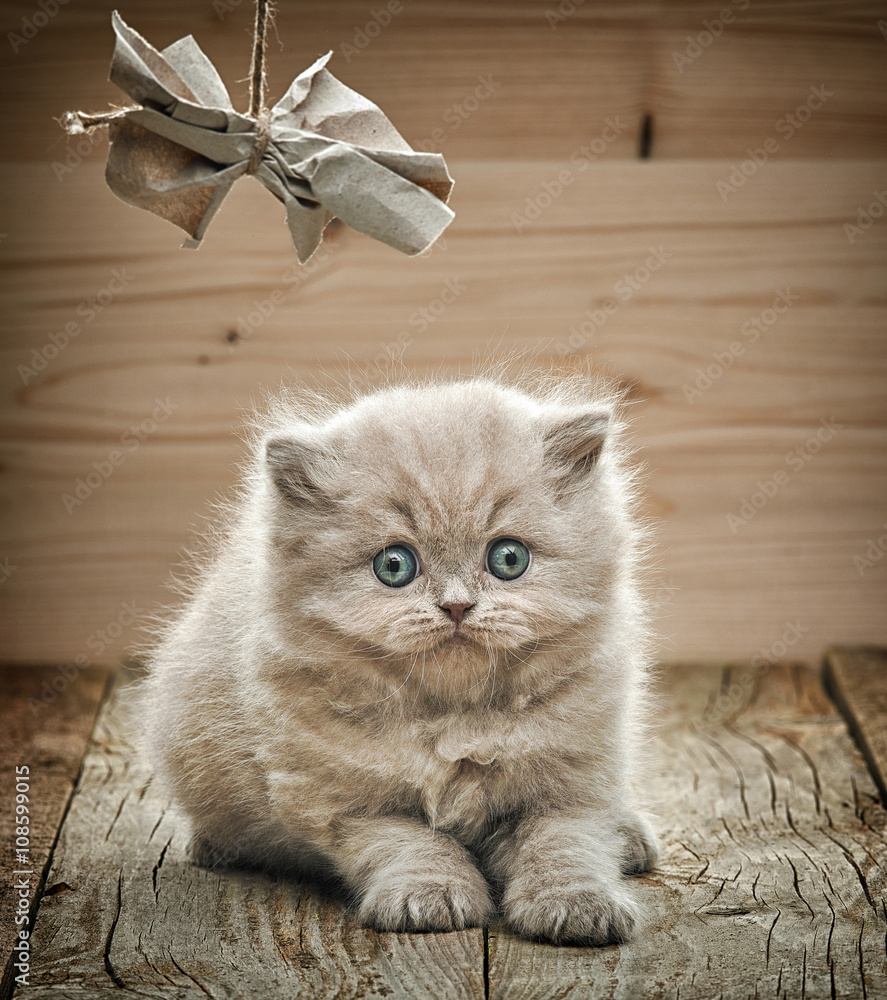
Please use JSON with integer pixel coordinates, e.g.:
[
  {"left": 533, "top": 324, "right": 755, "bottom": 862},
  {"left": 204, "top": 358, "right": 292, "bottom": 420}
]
[
  {"left": 486, "top": 538, "right": 530, "bottom": 581},
  {"left": 372, "top": 544, "right": 419, "bottom": 588}
]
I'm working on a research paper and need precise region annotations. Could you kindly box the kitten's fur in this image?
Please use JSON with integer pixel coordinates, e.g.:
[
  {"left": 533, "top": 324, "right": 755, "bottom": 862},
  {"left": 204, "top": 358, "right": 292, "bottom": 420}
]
[{"left": 139, "top": 372, "right": 658, "bottom": 944}]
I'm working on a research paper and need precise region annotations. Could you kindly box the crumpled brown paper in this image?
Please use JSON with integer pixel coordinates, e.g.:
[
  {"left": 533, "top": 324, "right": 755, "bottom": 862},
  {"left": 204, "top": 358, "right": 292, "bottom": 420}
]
[{"left": 62, "top": 12, "right": 454, "bottom": 262}]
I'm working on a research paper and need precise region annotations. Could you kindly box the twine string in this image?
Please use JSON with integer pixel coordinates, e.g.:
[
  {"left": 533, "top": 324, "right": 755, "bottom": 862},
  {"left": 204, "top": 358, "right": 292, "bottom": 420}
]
[
  {"left": 58, "top": 109, "right": 127, "bottom": 134},
  {"left": 248, "top": 0, "right": 271, "bottom": 119},
  {"left": 246, "top": 0, "right": 273, "bottom": 172}
]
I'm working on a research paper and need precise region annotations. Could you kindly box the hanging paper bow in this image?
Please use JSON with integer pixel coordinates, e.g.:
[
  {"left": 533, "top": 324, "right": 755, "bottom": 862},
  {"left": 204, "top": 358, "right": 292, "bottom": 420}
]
[{"left": 61, "top": 11, "right": 454, "bottom": 262}]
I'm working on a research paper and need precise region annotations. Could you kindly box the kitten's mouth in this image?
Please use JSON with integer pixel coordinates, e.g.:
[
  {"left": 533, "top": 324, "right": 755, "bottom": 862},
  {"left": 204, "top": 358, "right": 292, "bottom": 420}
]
[{"left": 435, "top": 627, "right": 477, "bottom": 649}]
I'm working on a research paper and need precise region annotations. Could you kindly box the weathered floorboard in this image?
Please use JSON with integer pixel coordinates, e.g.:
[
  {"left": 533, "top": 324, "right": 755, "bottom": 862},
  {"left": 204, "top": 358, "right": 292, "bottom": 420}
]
[
  {"left": 0, "top": 665, "right": 110, "bottom": 1000},
  {"left": 16, "top": 660, "right": 887, "bottom": 998},
  {"left": 489, "top": 662, "right": 887, "bottom": 999},
  {"left": 19, "top": 679, "right": 486, "bottom": 1000},
  {"left": 825, "top": 646, "right": 887, "bottom": 802}
]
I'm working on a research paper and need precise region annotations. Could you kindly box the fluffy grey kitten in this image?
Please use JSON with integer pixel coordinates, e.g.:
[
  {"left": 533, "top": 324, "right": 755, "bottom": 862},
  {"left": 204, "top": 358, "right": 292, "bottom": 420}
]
[{"left": 140, "top": 373, "right": 658, "bottom": 944}]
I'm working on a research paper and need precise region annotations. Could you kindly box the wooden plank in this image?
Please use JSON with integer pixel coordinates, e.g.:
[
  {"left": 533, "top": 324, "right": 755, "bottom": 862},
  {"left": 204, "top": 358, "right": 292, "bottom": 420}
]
[
  {"left": 489, "top": 661, "right": 887, "bottom": 999},
  {"left": 651, "top": 19, "right": 887, "bottom": 160},
  {"left": 0, "top": 665, "right": 110, "bottom": 999},
  {"left": 2, "top": 2, "right": 886, "bottom": 162},
  {"left": 1, "top": 157, "right": 885, "bottom": 664},
  {"left": 2, "top": 0, "right": 650, "bottom": 164},
  {"left": 825, "top": 646, "right": 887, "bottom": 802},
  {"left": 20, "top": 674, "right": 486, "bottom": 999}
]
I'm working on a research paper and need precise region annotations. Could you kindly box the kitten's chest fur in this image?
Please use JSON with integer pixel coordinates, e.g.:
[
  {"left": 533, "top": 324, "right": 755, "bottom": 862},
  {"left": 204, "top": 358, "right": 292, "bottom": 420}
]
[
  {"left": 264, "top": 688, "right": 580, "bottom": 846},
  {"left": 413, "top": 716, "right": 519, "bottom": 840}
]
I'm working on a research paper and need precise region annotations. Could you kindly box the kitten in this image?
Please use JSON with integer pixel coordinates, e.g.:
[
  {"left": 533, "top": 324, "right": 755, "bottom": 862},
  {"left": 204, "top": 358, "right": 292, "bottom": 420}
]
[{"left": 139, "top": 372, "right": 658, "bottom": 945}]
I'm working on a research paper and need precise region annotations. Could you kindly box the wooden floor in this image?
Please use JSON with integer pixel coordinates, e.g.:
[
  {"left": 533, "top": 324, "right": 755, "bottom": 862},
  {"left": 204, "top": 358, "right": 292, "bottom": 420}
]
[{"left": 2, "top": 649, "right": 885, "bottom": 999}]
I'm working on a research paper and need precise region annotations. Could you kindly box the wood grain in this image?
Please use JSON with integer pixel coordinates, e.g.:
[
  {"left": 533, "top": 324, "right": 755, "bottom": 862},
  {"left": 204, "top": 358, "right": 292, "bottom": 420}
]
[
  {"left": 0, "top": 665, "right": 110, "bottom": 999},
  {"left": 1, "top": 156, "right": 885, "bottom": 664},
  {"left": 489, "top": 661, "right": 887, "bottom": 999},
  {"left": 2, "top": 1, "right": 886, "bottom": 162},
  {"left": 825, "top": 645, "right": 887, "bottom": 802}
]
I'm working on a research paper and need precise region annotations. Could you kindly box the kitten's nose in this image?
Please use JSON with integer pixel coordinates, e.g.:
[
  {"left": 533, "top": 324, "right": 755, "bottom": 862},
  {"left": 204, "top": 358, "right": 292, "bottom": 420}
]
[{"left": 440, "top": 601, "right": 474, "bottom": 626}]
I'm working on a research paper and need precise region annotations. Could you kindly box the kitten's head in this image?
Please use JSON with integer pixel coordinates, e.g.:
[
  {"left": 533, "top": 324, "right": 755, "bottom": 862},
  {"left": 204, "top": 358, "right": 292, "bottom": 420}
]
[{"left": 257, "top": 376, "right": 638, "bottom": 698}]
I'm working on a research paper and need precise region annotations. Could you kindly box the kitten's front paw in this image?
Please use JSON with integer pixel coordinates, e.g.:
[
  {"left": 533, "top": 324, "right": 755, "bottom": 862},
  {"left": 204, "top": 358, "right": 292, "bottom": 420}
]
[
  {"left": 503, "top": 881, "right": 639, "bottom": 946},
  {"left": 358, "top": 869, "right": 495, "bottom": 933},
  {"left": 619, "top": 812, "right": 660, "bottom": 876}
]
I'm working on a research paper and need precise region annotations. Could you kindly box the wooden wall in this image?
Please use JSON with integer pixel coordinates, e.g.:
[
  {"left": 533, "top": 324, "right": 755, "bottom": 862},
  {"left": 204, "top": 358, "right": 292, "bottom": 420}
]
[{"left": 1, "top": 0, "right": 886, "bottom": 666}]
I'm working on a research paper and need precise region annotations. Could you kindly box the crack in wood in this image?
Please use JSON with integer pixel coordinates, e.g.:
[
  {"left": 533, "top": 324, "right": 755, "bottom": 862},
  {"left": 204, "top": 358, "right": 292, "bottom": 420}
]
[
  {"left": 857, "top": 921, "right": 868, "bottom": 1000},
  {"left": 102, "top": 872, "right": 125, "bottom": 989},
  {"left": 697, "top": 726, "right": 753, "bottom": 820},
  {"left": 786, "top": 857, "right": 817, "bottom": 920},
  {"left": 152, "top": 837, "right": 173, "bottom": 903},
  {"left": 766, "top": 909, "right": 781, "bottom": 965},
  {"left": 104, "top": 790, "right": 129, "bottom": 843},
  {"left": 820, "top": 828, "right": 876, "bottom": 910},
  {"left": 825, "top": 893, "right": 837, "bottom": 965},
  {"left": 168, "top": 951, "right": 214, "bottom": 997}
]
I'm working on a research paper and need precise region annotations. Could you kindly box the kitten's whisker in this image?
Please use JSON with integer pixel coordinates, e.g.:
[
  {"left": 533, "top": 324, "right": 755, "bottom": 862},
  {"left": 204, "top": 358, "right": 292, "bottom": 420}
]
[
  {"left": 484, "top": 636, "right": 498, "bottom": 710},
  {"left": 361, "top": 649, "right": 422, "bottom": 706}
]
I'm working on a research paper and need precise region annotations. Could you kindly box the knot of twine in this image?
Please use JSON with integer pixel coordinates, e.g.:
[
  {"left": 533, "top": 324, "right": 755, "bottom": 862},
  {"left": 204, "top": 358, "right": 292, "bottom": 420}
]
[{"left": 247, "top": 112, "right": 272, "bottom": 174}]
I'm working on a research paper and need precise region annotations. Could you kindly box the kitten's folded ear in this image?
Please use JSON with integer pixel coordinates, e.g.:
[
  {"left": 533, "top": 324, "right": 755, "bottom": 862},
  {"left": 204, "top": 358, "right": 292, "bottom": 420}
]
[
  {"left": 264, "top": 431, "right": 332, "bottom": 507},
  {"left": 541, "top": 407, "right": 612, "bottom": 490}
]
